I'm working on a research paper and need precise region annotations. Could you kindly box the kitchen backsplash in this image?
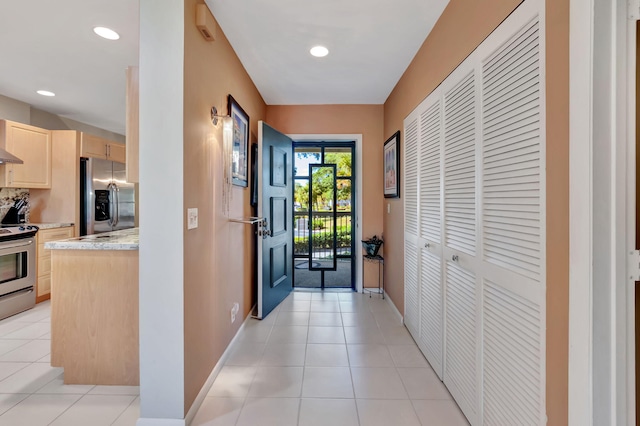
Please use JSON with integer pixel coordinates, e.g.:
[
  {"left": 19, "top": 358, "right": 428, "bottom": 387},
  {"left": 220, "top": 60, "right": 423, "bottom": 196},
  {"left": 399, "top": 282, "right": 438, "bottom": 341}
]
[{"left": 0, "top": 188, "right": 29, "bottom": 223}]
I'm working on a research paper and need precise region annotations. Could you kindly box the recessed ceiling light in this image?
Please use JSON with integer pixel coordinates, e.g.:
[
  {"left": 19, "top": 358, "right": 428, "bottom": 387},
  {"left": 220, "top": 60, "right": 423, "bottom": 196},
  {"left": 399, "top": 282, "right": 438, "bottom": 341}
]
[
  {"left": 93, "top": 26, "right": 120, "bottom": 40},
  {"left": 36, "top": 90, "right": 55, "bottom": 97},
  {"left": 310, "top": 46, "right": 329, "bottom": 58}
]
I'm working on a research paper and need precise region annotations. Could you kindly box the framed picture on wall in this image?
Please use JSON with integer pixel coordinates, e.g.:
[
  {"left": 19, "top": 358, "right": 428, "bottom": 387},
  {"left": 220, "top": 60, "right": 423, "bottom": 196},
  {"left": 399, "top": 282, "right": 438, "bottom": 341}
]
[
  {"left": 383, "top": 131, "right": 400, "bottom": 198},
  {"left": 228, "top": 95, "right": 249, "bottom": 187}
]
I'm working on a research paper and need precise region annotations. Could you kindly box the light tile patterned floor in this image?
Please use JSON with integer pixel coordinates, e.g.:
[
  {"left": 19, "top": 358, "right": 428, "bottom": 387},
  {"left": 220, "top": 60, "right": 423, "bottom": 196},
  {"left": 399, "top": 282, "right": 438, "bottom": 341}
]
[
  {"left": 0, "top": 292, "right": 468, "bottom": 425},
  {"left": 0, "top": 301, "right": 139, "bottom": 426},
  {"left": 192, "top": 291, "right": 469, "bottom": 426}
]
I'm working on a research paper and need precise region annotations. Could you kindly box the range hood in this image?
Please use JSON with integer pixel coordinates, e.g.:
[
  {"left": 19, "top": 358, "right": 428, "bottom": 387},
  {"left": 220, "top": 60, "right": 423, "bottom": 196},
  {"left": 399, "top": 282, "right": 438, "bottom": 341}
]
[{"left": 0, "top": 148, "right": 23, "bottom": 164}]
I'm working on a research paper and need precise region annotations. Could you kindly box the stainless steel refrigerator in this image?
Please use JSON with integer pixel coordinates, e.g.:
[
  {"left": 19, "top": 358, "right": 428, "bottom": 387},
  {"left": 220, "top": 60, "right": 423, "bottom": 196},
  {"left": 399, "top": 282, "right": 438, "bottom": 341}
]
[{"left": 80, "top": 158, "right": 135, "bottom": 235}]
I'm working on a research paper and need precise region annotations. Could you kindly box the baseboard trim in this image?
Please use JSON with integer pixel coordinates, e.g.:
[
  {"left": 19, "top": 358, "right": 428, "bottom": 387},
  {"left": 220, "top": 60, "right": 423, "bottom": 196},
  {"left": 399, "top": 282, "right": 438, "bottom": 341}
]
[
  {"left": 137, "top": 306, "right": 255, "bottom": 426},
  {"left": 183, "top": 306, "right": 255, "bottom": 425},
  {"left": 137, "top": 419, "right": 185, "bottom": 426},
  {"left": 384, "top": 291, "right": 403, "bottom": 324}
]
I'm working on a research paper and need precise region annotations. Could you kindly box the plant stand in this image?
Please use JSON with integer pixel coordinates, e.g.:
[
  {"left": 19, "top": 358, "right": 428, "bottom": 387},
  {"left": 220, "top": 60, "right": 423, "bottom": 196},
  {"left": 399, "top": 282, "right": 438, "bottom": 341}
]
[{"left": 362, "top": 254, "right": 384, "bottom": 298}]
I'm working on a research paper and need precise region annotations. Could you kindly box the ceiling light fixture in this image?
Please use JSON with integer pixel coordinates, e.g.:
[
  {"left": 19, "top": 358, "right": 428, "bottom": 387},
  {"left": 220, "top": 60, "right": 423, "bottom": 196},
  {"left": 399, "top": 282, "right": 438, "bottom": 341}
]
[
  {"left": 36, "top": 90, "right": 55, "bottom": 97},
  {"left": 93, "top": 26, "right": 120, "bottom": 40},
  {"left": 310, "top": 46, "right": 329, "bottom": 58}
]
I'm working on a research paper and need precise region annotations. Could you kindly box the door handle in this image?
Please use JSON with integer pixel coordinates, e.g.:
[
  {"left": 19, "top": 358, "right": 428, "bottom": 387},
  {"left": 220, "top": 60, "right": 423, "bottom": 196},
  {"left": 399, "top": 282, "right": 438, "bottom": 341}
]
[
  {"left": 113, "top": 183, "right": 120, "bottom": 227},
  {"left": 452, "top": 255, "right": 459, "bottom": 262},
  {"left": 424, "top": 243, "right": 430, "bottom": 248},
  {"left": 107, "top": 182, "right": 116, "bottom": 227}
]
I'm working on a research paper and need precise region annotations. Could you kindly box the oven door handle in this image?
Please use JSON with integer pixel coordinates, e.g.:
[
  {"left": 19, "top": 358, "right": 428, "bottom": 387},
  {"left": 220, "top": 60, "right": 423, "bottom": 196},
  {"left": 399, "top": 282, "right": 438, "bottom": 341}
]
[{"left": 0, "top": 240, "right": 34, "bottom": 251}]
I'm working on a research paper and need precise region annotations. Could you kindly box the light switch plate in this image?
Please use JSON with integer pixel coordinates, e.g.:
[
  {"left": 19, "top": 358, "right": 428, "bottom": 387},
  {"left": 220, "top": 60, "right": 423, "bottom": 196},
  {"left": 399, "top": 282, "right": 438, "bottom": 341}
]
[
  {"left": 187, "top": 208, "right": 198, "bottom": 230},
  {"left": 387, "top": 203, "right": 391, "bottom": 214}
]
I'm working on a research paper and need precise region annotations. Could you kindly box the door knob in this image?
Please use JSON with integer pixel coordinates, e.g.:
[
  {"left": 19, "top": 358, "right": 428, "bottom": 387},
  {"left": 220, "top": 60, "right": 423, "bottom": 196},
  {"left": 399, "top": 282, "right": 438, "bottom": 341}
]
[
  {"left": 452, "top": 255, "right": 459, "bottom": 262},
  {"left": 424, "top": 243, "right": 430, "bottom": 248}
]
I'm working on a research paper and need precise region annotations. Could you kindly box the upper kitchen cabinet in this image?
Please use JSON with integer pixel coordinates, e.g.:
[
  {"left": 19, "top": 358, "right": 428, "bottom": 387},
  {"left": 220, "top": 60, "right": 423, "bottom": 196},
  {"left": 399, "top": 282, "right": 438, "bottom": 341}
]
[
  {"left": 81, "top": 133, "right": 126, "bottom": 163},
  {"left": 126, "top": 66, "right": 139, "bottom": 183},
  {"left": 0, "top": 120, "right": 52, "bottom": 189}
]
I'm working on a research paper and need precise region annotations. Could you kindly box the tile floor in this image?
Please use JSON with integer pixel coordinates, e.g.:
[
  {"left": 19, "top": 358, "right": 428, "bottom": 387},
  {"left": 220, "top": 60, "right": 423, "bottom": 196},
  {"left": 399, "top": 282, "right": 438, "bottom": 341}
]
[
  {"left": 0, "top": 301, "right": 139, "bottom": 426},
  {"left": 192, "top": 291, "right": 469, "bottom": 426},
  {"left": 0, "top": 291, "right": 468, "bottom": 425}
]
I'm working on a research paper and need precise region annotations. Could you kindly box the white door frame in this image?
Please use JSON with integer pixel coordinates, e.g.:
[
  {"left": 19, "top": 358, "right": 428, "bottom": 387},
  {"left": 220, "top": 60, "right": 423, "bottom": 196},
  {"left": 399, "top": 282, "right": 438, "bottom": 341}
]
[
  {"left": 288, "top": 134, "right": 364, "bottom": 292},
  {"left": 569, "top": 0, "right": 635, "bottom": 424}
]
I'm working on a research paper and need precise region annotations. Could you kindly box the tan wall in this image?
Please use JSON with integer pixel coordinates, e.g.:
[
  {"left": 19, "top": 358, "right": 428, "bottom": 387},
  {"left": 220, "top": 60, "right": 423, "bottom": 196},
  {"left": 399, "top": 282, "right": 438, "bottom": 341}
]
[
  {"left": 382, "top": 0, "right": 522, "bottom": 315},
  {"left": 266, "top": 105, "right": 385, "bottom": 276},
  {"left": 545, "top": 0, "right": 569, "bottom": 424},
  {"left": 182, "top": 0, "right": 266, "bottom": 414},
  {"left": 382, "top": 0, "right": 569, "bottom": 424},
  {"left": 30, "top": 108, "right": 125, "bottom": 143}
]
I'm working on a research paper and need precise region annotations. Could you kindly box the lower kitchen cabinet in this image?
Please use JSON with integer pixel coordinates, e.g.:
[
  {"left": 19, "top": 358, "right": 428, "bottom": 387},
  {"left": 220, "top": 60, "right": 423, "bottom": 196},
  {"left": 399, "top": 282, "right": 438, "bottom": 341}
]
[{"left": 36, "top": 226, "right": 74, "bottom": 303}]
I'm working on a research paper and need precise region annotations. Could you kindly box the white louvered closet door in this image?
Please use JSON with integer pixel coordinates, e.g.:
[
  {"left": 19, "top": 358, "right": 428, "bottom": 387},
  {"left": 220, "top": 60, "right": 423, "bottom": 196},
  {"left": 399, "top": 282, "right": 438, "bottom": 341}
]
[
  {"left": 417, "top": 100, "right": 444, "bottom": 378},
  {"left": 442, "top": 70, "right": 479, "bottom": 424},
  {"left": 402, "top": 2, "right": 545, "bottom": 425},
  {"left": 480, "top": 14, "right": 545, "bottom": 425},
  {"left": 403, "top": 116, "right": 420, "bottom": 337}
]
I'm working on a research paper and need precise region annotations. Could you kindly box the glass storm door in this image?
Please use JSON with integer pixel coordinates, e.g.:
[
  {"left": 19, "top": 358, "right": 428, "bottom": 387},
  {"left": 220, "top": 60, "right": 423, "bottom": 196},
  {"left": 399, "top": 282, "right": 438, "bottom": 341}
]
[
  {"left": 309, "top": 164, "right": 337, "bottom": 271},
  {"left": 293, "top": 143, "right": 355, "bottom": 289}
]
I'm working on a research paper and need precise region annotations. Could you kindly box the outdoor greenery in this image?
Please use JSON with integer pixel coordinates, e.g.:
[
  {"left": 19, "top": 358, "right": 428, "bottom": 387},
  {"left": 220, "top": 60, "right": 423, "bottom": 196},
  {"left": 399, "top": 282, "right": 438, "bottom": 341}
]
[
  {"left": 294, "top": 151, "right": 352, "bottom": 212},
  {"left": 293, "top": 150, "right": 354, "bottom": 256},
  {"left": 294, "top": 227, "right": 352, "bottom": 254}
]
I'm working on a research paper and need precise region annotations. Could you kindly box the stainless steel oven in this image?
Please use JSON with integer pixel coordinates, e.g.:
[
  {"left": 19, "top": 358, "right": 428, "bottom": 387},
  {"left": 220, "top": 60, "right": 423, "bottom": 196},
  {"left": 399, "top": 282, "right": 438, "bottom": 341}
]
[{"left": 0, "top": 226, "right": 38, "bottom": 320}]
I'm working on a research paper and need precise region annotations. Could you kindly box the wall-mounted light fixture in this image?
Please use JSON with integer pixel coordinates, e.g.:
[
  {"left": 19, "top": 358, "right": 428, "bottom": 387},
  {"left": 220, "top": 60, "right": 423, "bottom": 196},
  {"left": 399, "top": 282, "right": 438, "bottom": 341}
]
[
  {"left": 211, "top": 106, "right": 225, "bottom": 126},
  {"left": 211, "top": 106, "right": 234, "bottom": 215}
]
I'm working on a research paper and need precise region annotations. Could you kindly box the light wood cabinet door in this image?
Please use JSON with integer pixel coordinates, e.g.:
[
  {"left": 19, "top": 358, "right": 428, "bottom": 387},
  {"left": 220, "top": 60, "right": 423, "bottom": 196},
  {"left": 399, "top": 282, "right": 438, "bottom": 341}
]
[
  {"left": 126, "top": 66, "right": 139, "bottom": 183},
  {"left": 81, "top": 133, "right": 108, "bottom": 159},
  {"left": 36, "top": 226, "right": 74, "bottom": 303},
  {"left": 107, "top": 142, "right": 125, "bottom": 163},
  {"left": 0, "top": 121, "right": 52, "bottom": 189},
  {"left": 81, "top": 133, "right": 126, "bottom": 164}
]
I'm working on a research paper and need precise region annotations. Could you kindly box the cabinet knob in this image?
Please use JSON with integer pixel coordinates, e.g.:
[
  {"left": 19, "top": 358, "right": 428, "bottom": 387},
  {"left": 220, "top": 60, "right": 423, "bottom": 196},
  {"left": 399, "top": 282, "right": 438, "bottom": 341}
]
[
  {"left": 452, "top": 255, "right": 459, "bottom": 262},
  {"left": 424, "top": 243, "right": 430, "bottom": 248}
]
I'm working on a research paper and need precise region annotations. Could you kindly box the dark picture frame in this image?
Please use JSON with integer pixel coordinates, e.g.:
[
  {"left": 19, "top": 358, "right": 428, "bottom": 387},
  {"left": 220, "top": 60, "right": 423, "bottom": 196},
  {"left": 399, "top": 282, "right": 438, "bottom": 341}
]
[
  {"left": 383, "top": 131, "right": 400, "bottom": 198},
  {"left": 228, "top": 95, "right": 249, "bottom": 187}
]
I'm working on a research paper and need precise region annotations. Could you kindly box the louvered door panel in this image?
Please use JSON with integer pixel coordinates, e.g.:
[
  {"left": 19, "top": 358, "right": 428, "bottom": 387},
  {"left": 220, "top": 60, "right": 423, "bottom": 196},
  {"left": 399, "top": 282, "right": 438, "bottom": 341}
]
[
  {"left": 404, "top": 240, "right": 420, "bottom": 337},
  {"left": 419, "top": 249, "right": 442, "bottom": 376},
  {"left": 405, "top": 118, "right": 419, "bottom": 237},
  {"left": 402, "top": 4, "right": 544, "bottom": 425},
  {"left": 444, "top": 73, "right": 476, "bottom": 256},
  {"left": 445, "top": 262, "right": 477, "bottom": 421},
  {"left": 419, "top": 102, "right": 441, "bottom": 243},
  {"left": 482, "top": 19, "right": 541, "bottom": 282},
  {"left": 483, "top": 280, "right": 542, "bottom": 425}
]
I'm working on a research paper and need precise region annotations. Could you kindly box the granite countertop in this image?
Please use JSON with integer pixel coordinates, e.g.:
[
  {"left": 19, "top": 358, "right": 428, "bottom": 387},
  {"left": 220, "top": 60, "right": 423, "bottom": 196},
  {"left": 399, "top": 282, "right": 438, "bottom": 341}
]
[
  {"left": 3, "top": 223, "right": 74, "bottom": 230},
  {"left": 45, "top": 228, "right": 139, "bottom": 251}
]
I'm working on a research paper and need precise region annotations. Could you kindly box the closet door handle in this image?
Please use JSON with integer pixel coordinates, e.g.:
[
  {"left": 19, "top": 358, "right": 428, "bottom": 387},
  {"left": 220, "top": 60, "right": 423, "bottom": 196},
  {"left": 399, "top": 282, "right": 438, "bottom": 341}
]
[
  {"left": 452, "top": 255, "right": 459, "bottom": 262},
  {"left": 424, "top": 243, "right": 430, "bottom": 248}
]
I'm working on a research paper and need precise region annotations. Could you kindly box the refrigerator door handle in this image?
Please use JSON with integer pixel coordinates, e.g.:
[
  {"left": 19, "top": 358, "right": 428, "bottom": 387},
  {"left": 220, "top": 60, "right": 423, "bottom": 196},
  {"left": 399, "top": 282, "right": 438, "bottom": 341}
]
[
  {"left": 113, "top": 183, "right": 120, "bottom": 228},
  {"left": 107, "top": 182, "right": 115, "bottom": 228}
]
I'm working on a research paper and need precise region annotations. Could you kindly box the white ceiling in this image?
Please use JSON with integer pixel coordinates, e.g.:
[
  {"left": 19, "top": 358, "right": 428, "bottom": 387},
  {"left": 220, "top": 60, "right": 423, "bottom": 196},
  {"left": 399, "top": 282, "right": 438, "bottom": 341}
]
[
  {"left": 0, "top": 0, "right": 449, "bottom": 135},
  {"left": 207, "top": 0, "right": 450, "bottom": 105}
]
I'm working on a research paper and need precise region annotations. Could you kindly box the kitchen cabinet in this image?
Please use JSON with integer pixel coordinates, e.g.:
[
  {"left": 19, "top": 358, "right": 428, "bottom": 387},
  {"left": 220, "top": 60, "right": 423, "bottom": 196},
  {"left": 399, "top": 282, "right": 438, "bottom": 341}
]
[
  {"left": 36, "top": 226, "right": 74, "bottom": 303},
  {"left": 0, "top": 120, "right": 52, "bottom": 189},
  {"left": 81, "top": 133, "right": 126, "bottom": 163},
  {"left": 49, "top": 230, "right": 139, "bottom": 385},
  {"left": 126, "top": 66, "right": 139, "bottom": 183}
]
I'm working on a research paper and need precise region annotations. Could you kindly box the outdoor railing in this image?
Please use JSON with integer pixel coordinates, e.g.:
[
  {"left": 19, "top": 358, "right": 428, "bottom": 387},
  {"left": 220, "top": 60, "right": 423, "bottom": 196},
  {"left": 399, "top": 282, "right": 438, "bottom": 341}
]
[{"left": 294, "top": 211, "right": 352, "bottom": 256}]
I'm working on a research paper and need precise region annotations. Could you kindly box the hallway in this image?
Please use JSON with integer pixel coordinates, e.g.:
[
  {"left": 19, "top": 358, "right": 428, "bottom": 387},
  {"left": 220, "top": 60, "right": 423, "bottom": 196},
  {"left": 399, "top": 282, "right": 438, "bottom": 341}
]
[
  {"left": 192, "top": 291, "right": 468, "bottom": 425},
  {"left": 0, "top": 291, "right": 467, "bottom": 425}
]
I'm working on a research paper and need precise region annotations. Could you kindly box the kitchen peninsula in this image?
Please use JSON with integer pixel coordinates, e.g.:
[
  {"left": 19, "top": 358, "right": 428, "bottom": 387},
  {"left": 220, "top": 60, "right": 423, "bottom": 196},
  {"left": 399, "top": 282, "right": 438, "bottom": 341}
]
[{"left": 45, "top": 227, "right": 139, "bottom": 385}]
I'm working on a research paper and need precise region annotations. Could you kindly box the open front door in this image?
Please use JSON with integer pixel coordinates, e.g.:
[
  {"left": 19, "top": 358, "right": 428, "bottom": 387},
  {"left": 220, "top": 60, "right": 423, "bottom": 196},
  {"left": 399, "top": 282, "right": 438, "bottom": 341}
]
[{"left": 256, "top": 121, "right": 293, "bottom": 319}]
